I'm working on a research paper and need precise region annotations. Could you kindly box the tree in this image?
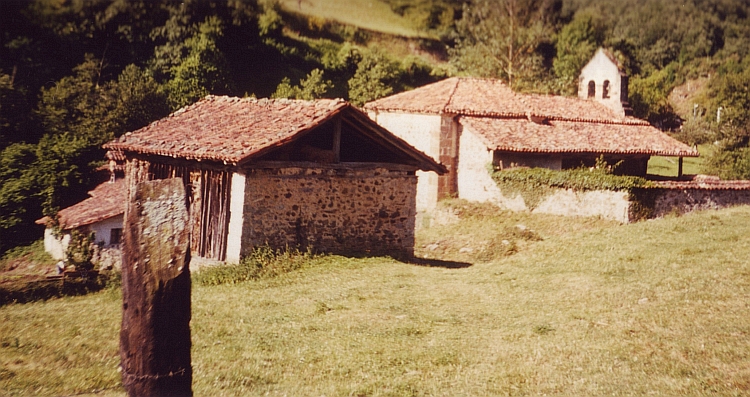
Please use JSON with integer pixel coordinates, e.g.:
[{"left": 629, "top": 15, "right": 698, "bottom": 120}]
[
  {"left": 163, "top": 16, "right": 233, "bottom": 110},
  {"left": 450, "top": 0, "right": 560, "bottom": 90},
  {"left": 0, "top": 72, "right": 35, "bottom": 149},
  {"left": 111, "top": 65, "right": 170, "bottom": 134},
  {"left": 272, "top": 69, "right": 332, "bottom": 100},
  {"left": 553, "top": 10, "right": 603, "bottom": 95},
  {"left": 0, "top": 143, "right": 40, "bottom": 254},
  {"left": 347, "top": 49, "right": 402, "bottom": 106},
  {"left": 36, "top": 55, "right": 120, "bottom": 146}
]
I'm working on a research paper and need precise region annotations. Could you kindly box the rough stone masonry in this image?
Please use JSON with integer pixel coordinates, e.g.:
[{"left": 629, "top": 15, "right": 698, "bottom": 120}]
[{"left": 241, "top": 166, "right": 417, "bottom": 258}]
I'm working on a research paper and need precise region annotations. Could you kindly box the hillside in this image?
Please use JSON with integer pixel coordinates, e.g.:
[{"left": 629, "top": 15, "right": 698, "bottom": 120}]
[
  {"left": 2, "top": 204, "right": 749, "bottom": 395},
  {"left": 279, "top": 0, "right": 424, "bottom": 38}
]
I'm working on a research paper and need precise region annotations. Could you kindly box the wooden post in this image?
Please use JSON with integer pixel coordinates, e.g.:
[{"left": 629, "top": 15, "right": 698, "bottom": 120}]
[
  {"left": 120, "top": 178, "right": 192, "bottom": 397},
  {"left": 678, "top": 157, "right": 684, "bottom": 178}
]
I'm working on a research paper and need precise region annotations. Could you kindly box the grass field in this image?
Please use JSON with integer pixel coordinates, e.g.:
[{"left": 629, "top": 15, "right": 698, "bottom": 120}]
[
  {"left": 2, "top": 203, "right": 750, "bottom": 396},
  {"left": 647, "top": 144, "right": 712, "bottom": 177},
  {"left": 279, "top": 0, "right": 423, "bottom": 37}
]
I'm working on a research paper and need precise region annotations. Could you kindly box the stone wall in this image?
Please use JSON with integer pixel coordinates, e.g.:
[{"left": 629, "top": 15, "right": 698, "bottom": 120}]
[
  {"left": 645, "top": 188, "right": 750, "bottom": 218},
  {"left": 534, "top": 189, "right": 630, "bottom": 222},
  {"left": 241, "top": 166, "right": 417, "bottom": 258},
  {"left": 476, "top": 184, "right": 750, "bottom": 223}
]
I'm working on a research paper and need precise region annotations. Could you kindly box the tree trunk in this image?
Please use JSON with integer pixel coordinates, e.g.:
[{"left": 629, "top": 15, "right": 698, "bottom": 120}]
[{"left": 120, "top": 178, "right": 192, "bottom": 397}]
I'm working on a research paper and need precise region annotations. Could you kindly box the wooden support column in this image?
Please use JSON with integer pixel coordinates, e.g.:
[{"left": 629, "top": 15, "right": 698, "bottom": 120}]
[
  {"left": 121, "top": 178, "right": 192, "bottom": 397},
  {"left": 333, "top": 116, "right": 341, "bottom": 163},
  {"left": 678, "top": 157, "right": 684, "bottom": 178}
]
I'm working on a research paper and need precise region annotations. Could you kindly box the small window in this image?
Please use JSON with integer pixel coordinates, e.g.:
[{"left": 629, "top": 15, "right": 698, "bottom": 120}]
[
  {"left": 587, "top": 81, "right": 596, "bottom": 98},
  {"left": 602, "top": 80, "right": 610, "bottom": 99},
  {"left": 110, "top": 228, "right": 123, "bottom": 245}
]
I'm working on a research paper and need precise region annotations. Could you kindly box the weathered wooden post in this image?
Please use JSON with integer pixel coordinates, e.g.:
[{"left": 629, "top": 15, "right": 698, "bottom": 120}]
[{"left": 120, "top": 178, "right": 192, "bottom": 396}]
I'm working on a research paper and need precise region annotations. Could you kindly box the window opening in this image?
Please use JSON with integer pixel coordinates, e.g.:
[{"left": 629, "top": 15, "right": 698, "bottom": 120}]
[
  {"left": 110, "top": 228, "right": 123, "bottom": 245},
  {"left": 587, "top": 81, "right": 596, "bottom": 98},
  {"left": 602, "top": 80, "right": 610, "bottom": 99}
]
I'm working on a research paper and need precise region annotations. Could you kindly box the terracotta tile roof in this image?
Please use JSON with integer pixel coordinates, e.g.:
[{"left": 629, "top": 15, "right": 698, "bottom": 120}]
[
  {"left": 461, "top": 117, "right": 699, "bottom": 157},
  {"left": 106, "top": 150, "right": 126, "bottom": 161},
  {"left": 36, "top": 179, "right": 126, "bottom": 230},
  {"left": 104, "top": 96, "right": 445, "bottom": 173},
  {"left": 105, "top": 96, "right": 349, "bottom": 165},
  {"left": 652, "top": 176, "right": 750, "bottom": 190},
  {"left": 365, "top": 77, "right": 647, "bottom": 125}
]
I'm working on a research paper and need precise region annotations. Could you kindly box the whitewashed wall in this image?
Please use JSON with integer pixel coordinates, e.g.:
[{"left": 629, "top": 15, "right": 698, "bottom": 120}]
[{"left": 368, "top": 111, "right": 441, "bottom": 211}]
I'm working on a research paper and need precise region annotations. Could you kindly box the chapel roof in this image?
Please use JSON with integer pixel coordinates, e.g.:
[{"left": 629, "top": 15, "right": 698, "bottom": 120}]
[
  {"left": 365, "top": 77, "right": 698, "bottom": 158},
  {"left": 105, "top": 96, "right": 445, "bottom": 173},
  {"left": 461, "top": 117, "right": 698, "bottom": 157},
  {"left": 365, "top": 77, "right": 645, "bottom": 124}
]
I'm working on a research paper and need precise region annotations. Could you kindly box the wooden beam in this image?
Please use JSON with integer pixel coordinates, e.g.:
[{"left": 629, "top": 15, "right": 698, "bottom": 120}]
[
  {"left": 678, "top": 157, "right": 684, "bottom": 178},
  {"left": 333, "top": 116, "right": 341, "bottom": 163},
  {"left": 121, "top": 178, "right": 192, "bottom": 397}
]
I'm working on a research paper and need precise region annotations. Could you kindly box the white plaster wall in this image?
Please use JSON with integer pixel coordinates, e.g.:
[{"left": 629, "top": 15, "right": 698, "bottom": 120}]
[
  {"left": 44, "top": 228, "right": 69, "bottom": 260},
  {"left": 368, "top": 111, "right": 441, "bottom": 211},
  {"left": 43, "top": 215, "right": 123, "bottom": 260},
  {"left": 579, "top": 49, "right": 625, "bottom": 115},
  {"left": 458, "top": 127, "right": 526, "bottom": 211},
  {"left": 533, "top": 189, "right": 631, "bottom": 223},
  {"left": 89, "top": 215, "right": 124, "bottom": 246},
  {"left": 224, "top": 172, "right": 246, "bottom": 263}
]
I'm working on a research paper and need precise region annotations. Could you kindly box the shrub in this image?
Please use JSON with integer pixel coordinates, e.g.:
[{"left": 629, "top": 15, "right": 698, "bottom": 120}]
[{"left": 193, "top": 246, "right": 315, "bottom": 286}]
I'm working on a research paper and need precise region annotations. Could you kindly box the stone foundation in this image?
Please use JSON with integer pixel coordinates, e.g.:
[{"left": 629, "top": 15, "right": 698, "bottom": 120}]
[{"left": 241, "top": 166, "right": 417, "bottom": 258}]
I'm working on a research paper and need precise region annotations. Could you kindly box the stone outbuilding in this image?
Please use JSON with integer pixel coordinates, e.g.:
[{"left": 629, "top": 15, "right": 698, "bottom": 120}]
[
  {"left": 104, "top": 96, "right": 446, "bottom": 262},
  {"left": 365, "top": 77, "right": 698, "bottom": 212}
]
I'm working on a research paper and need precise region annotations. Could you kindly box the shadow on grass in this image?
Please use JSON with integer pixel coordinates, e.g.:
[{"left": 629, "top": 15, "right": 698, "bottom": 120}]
[{"left": 406, "top": 257, "right": 473, "bottom": 269}]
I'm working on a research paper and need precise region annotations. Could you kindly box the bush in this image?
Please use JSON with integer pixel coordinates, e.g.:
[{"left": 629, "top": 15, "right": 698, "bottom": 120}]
[{"left": 193, "top": 246, "right": 315, "bottom": 286}]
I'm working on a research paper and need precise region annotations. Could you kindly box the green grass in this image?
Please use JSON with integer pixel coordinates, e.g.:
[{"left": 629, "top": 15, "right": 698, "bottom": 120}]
[
  {"left": 0, "top": 241, "right": 55, "bottom": 273},
  {"left": 647, "top": 144, "right": 713, "bottom": 177},
  {"left": 279, "top": 0, "right": 425, "bottom": 37},
  {"left": 2, "top": 204, "right": 750, "bottom": 395}
]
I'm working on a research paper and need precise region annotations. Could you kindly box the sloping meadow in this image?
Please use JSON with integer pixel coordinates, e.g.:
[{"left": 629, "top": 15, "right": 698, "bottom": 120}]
[{"left": 1, "top": 204, "right": 749, "bottom": 396}]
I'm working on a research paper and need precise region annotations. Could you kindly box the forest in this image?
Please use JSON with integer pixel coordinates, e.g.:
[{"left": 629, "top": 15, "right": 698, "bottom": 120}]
[{"left": 1, "top": 0, "right": 749, "bottom": 255}]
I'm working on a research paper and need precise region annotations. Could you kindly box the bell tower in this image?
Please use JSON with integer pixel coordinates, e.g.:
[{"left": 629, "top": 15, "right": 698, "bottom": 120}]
[{"left": 578, "top": 48, "right": 633, "bottom": 116}]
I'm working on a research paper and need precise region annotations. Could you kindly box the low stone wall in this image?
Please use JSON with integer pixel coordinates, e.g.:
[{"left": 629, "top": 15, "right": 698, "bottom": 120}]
[
  {"left": 534, "top": 189, "right": 630, "bottom": 222},
  {"left": 635, "top": 186, "right": 750, "bottom": 219},
  {"left": 487, "top": 183, "right": 750, "bottom": 223},
  {"left": 242, "top": 166, "right": 417, "bottom": 258},
  {"left": 486, "top": 188, "right": 630, "bottom": 223}
]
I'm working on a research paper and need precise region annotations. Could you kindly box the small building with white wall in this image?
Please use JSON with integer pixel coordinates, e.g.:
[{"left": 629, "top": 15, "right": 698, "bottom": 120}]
[
  {"left": 365, "top": 76, "right": 698, "bottom": 214},
  {"left": 37, "top": 179, "right": 125, "bottom": 261}
]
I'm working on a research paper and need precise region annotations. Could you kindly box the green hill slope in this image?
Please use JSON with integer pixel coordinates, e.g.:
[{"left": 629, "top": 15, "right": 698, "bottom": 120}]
[{"left": 279, "top": 0, "right": 425, "bottom": 37}]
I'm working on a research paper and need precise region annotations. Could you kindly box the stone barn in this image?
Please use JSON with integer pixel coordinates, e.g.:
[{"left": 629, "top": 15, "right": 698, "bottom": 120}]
[
  {"left": 104, "top": 96, "right": 446, "bottom": 262},
  {"left": 365, "top": 77, "right": 697, "bottom": 211}
]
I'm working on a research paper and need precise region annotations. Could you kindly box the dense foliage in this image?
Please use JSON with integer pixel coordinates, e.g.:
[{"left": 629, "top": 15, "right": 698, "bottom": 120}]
[{"left": 1, "top": 0, "right": 749, "bottom": 254}]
